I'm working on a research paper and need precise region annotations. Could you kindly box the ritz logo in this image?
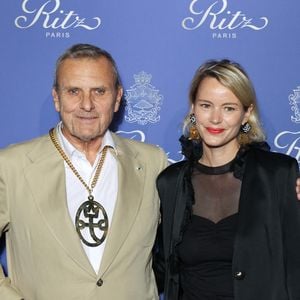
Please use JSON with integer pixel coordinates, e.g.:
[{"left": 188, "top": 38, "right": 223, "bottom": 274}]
[
  {"left": 15, "top": 0, "right": 101, "bottom": 38},
  {"left": 182, "top": 0, "right": 269, "bottom": 39},
  {"left": 274, "top": 86, "right": 300, "bottom": 163},
  {"left": 125, "top": 71, "right": 163, "bottom": 126},
  {"left": 289, "top": 86, "right": 300, "bottom": 123},
  {"left": 116, "top": 130, "right": 146, "bottom": 142}
]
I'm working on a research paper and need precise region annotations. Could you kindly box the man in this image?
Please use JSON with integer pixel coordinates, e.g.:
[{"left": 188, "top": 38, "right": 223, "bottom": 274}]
[{"left": 0, "top": 44, "right": 168, "bottom": 300}]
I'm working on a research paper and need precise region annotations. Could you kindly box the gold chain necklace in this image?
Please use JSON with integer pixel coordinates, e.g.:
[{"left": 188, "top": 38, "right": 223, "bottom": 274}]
[{"left": 49, "top": 128, "right": 109, "bottom": 247}]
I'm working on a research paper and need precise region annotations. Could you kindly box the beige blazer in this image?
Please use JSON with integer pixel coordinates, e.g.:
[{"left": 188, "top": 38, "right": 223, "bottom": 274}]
[{"left": 0, "top": 132, "right": 168, "bottom": 300}]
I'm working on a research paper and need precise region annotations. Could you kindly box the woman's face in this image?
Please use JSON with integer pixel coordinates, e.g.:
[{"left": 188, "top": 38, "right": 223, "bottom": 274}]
[{"left": 192, "top": 76, "right": 252, "bottom": 153}]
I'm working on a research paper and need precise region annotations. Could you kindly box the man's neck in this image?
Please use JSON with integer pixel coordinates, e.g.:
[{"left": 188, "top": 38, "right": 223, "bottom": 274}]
[{"left": 61, "top": 129, "right": 103, "bottom": 165}]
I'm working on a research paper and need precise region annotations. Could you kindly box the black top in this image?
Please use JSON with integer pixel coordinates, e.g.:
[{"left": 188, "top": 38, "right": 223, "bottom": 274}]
[
  {"left": 155, "top": 141, "right": 300, "bottom": 300},
  {"left": 177, "top": 160, "right": 240, "bottom": 300}
]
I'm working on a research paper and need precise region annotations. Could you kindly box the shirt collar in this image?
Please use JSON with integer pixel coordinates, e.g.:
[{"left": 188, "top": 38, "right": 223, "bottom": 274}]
[{"left": 55, "top": 121, "right": 116, "bottom": 158}]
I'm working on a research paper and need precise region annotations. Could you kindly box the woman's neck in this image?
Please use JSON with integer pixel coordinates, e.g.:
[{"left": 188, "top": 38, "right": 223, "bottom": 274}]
[{"left": 199, "top": 142, "right": 240, "bottom": 167}]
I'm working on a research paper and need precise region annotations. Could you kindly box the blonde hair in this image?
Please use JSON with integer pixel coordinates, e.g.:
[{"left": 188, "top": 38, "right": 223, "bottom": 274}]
[{"left": 184, "top": 59, "right": 266, "bottom": 145}]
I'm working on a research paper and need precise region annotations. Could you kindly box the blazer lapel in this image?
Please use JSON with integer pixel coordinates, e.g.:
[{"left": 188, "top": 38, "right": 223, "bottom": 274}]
[
  {"left": 235, "top": 151, "right": 267, "bottom": 235},
  {"left": 99, "top": 135, "right": 145, "bottom": 276},
  {"left": 24, "top": 136, "right": 95, "bottom": 276},
  {"left": 233, "top": 150, "right": 269, "bottom": 262}
]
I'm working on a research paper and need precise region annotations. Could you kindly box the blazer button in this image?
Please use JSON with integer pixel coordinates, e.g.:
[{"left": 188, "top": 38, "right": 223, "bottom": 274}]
[
  {"left": 96, "top": 278, "right": 103, "bottom": 286},
  {"left": 233, "top": 271, "right": 245, "bottom": 280}
]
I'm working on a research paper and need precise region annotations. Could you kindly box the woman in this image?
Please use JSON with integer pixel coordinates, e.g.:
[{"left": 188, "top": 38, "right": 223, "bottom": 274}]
[{"left": 154, "top": 59, "right": 300, "bottom": 300}]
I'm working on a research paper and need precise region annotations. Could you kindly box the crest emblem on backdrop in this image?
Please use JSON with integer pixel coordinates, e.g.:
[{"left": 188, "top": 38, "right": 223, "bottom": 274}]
[
  {"left": 289, "top": 86, "right": 300, "bottom": 123},
  {"left": 125, "top": 71, "right": 163, "bottom": 125}
]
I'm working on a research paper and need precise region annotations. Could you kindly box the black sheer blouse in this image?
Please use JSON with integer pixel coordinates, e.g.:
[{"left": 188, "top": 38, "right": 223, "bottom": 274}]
[{"left": 177, "top": 160, "right": 240, "bottom": 300}]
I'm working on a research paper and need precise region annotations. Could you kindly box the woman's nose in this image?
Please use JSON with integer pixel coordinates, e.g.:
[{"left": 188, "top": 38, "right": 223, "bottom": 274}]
[{"left": 210, "top": 109, "right": 222, "bottom": 124}]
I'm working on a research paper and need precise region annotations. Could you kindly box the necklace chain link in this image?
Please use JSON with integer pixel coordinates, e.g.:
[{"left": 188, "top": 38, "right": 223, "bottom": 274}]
[{"left": 49, "top": 128, "right": 108, "bottom": 196}]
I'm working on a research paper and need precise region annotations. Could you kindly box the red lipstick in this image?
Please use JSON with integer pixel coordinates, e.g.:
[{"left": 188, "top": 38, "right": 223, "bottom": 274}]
[{"left": 206, "top": 127, "right": 224, "bottom": 134}]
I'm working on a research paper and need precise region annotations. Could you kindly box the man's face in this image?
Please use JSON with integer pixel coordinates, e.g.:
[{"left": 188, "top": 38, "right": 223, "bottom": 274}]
[{"left": 52, "top": 57, "right": 122, "bottom": 144}]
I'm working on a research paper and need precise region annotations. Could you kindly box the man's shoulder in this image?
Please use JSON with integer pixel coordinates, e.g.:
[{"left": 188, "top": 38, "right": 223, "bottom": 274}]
[
  {"left": 0, "top": 134, "right": 49, "bottom": 159},
  {"left": 112, "top": 132, "right": 166, "bottom": 155},
  {"left": 111, "top": 133, "right": 169, "bottom": 173}
]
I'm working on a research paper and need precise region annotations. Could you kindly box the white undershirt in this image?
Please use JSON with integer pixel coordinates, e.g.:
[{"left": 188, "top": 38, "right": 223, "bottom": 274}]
[{"left": 56, "top": 123, "right": 118, "bottom": 274}]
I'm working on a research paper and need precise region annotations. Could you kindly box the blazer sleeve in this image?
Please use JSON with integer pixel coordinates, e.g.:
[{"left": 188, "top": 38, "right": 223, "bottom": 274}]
[
  {"left": 282, "top": 158, "right": 300, "bottom": 299},
  {"left": 153, "top": 161, "right": 189, "bottom": 295},
  {"left": 152, "top": 222, "right": 165, "bottom": 294},
  {"left": 0, "top": 158, "right": 24, "bottom": 300},
  {"left": 153, "top": 166, "right": 173, "bottom": 294}
]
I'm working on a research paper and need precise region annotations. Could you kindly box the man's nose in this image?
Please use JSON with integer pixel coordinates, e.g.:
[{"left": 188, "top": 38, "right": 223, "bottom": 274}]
[{"left": 80, "top": 92, "right": 95, "bottom": 111}]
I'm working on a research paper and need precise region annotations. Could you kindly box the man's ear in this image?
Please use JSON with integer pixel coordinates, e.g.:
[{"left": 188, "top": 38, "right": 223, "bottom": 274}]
[
  {"left": 114, "top": 86, "right": 123, "bottom": 113},
  {"left": 52, "top": 88, "right": 60, "bottom": 112}
]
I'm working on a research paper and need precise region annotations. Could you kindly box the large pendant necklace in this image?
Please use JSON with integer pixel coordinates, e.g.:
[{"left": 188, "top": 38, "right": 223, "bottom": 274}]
[{"left": 49, "top": 128, "right": 109, "bottom": 247}]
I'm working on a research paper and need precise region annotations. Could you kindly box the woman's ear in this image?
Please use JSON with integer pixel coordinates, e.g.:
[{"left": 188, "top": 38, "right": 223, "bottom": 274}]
[{"left": 243, "top": 104, "right": 254, "bottom": 124}]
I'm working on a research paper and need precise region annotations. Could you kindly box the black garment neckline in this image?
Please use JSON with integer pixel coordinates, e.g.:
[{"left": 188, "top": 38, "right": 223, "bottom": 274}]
[{"left": 195, "top": 159, "right": 234, "bottom": 175}]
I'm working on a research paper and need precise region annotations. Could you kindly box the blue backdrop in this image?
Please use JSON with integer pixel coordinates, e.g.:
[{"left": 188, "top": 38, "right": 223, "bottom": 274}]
[{"left": 1, "top": 0, "right": 300, "bottom": 287}]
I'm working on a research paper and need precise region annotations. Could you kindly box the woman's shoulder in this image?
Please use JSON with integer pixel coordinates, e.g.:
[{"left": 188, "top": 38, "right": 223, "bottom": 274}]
[
  {"left": 157, "top": 160, "right": 190, "bottom": 191},
  {"left": 158, "top": 160, "right": 189, "bottom": 178},
  {"left": 156, "top": 160, "right": 192, "bottom": 210},
  {"left": 247, "top": 146, "right": 298, "bottom": 170}
]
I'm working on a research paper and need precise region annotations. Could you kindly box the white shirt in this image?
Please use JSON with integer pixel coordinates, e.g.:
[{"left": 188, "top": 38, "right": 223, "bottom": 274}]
[{"left": 56, "top": 123, "right": 118, "bottom": 274}]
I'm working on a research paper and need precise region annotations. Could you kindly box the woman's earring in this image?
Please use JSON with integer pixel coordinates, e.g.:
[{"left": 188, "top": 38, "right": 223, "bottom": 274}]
[
  {"left": 189, "top": 113, "right": 200, "bottom": 140},
  {"left": 190, "top": 113, "right": 196, "bottom": 125},
  {"left": 240, "top": 122, "right": 251, "bottom": 133}
]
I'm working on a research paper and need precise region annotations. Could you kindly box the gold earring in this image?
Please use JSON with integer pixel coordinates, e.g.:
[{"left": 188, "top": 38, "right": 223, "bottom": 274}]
[{"left": 189, "top": 113, "right": 200, "bottom": 140}]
